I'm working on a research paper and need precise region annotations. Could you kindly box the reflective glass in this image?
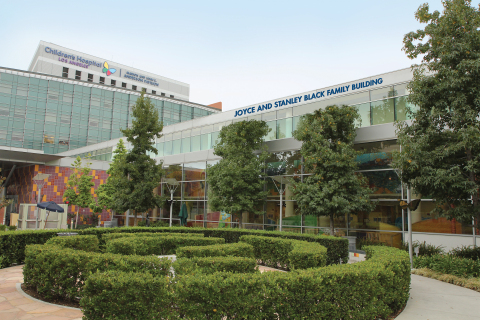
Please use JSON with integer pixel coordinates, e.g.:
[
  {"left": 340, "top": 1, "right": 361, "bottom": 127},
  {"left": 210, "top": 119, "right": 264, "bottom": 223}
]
[
  {"left": 354, "top": 103, "right": 371, "bottom": 127},
  {"left": 395, "top": 96, "right": 418, "bottom": 121},
  {"left": 277, "top": 118, "right": 293, "bottom": 139},
  {"left": 191, "top": 135, "right": 201, "bottom": 152},
  {"left": 183, "top": 181, "right": 206, "bottom": 199},
  {"left": 200, "top": 133, "right": 211, "bottom": 150},
  {"left": 265, "top": 121, "right": 276, "bottom": 141},
  {"left": 370, "top": 87, "right": 395, "bottom": 101},
  {"left": 361, "top": 170, "right": 401, "bottom": 198},
  {"left": 181, "top": 137, "right": 191, "bottom": 153},
  {"left": 371, "top": 99, "right": 394, "bottom": 125},
  {"left": 354, "top": 140, "right": 398, "bottom": 170},
  {"left": 184, "top": 161, "right": 206, "bottom": 181},
  {"left": 172, "top": 139, "right": 181, "bottom": 154}
]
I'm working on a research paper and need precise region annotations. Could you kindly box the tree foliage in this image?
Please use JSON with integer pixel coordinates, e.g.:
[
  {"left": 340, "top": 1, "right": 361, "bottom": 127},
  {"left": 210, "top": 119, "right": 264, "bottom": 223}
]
[
  {"left": 394, "top": 0, "right": 480, "bottom": 224},
  {"left": 118, "top": 94, "right": 165, "bottom": 224},
  {"left": 207, "top": 120, "right": 270, "bottom": 226},
  {"left": 292, "top": 105, "right": 374, "bottom": 235},
  {"left": 0, "top": 168, "right": 13, "bottom": 210},
  {"left": 64, "top": 156, "right": 94, "bottom": 227},
  {"left": 90, "top": 139, "right": 129, "bottom": 217}
]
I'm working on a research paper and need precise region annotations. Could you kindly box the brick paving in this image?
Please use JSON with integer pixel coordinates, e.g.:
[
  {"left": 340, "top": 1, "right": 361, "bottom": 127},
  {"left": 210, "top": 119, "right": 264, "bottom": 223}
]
[{"left": 0, "top": 266, "right": 83, "bottom": 320}]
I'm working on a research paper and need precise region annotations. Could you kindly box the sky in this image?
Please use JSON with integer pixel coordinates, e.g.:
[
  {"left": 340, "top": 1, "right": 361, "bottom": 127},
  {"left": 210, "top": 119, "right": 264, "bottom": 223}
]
[{"left": 1, "top": 0, "right": 479, "bottom": 112}]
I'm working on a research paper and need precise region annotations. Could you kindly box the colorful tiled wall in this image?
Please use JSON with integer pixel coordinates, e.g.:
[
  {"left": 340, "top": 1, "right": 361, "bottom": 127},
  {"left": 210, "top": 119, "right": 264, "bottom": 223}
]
[{"left": 6, "top": 164, "right": 111, "bottom": 225}]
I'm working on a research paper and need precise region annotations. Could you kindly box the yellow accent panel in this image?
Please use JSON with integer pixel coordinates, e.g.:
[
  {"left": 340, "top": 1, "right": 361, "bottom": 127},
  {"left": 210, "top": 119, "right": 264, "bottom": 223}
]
[
  {"left": 59, "top": 173, "right": 62, "bottom": 177},
  {"left": 95, "top": 176, "right": 98, "bottom": 179},
  {"left": 33, "top": 185, "right": 37, "bottom": 192},
  {"left": 48, "top": 182, "right": 51, "bottom": 186},
  {"left": 35, "top": 165, "right": 39, "bottom": 171},
  {"left": 56, "top": 192, "right": 60, "bottom": 196},
  {"left": 91, "top": 188, "right": 95, "bottom": 194},
  {"left": 100, "top": 179, "right": 104, "bottom": 184},
  {"left": 42, "top": 195, "right": 46, "bottom": 201},
  {"left": 55, "top": 166, "right": 59, "bottom": 173},
  {"left": 64, "top": 177, "right": 68, "bottom": 184},
  {"left": 92, "top": 170, "right": 96, "bottom": 176},
  {"left": 54, "top": 186, "right": 57, "bottom": 192}
]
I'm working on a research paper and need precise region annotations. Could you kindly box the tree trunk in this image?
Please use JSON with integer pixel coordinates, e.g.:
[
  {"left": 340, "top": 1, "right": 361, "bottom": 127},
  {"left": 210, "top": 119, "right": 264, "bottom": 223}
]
[
  {"left": 133, "top": 210, "right": 137, "bottom": 226},
  {"left": 330, "top": 214, "right": 335, "bottom": 236},
  {"left": 467, "top": 149, "right": 479, "bottom": 245}
]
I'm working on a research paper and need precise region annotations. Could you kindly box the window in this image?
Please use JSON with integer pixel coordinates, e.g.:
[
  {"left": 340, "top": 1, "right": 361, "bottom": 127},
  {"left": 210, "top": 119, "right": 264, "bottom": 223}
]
[
  {"left": 99, "top": 77, "right": 105, "bottom": 84},
  {"left": 75, "top": 70, "right": 81, "bottom": 80},
  {"left": 132, "top": 85, "right": 137, "bottom": 91},
  {"left": 161, "top": 93, "right": 165, "bottom": 96},
  {"left": 122, "top": 82, "right": 127, "bottom": 88},
  {"left": 111, "top": 79, "right": 116, "bottom": 86},
  {"left": 62, "top": 67, "right": 69, "bottom": 78},
  {"left": 170, "top": 95, "right": 174, "bottom": 98},
  {"left": 142, "top": 88, "right": 146, "bottom": 93},
  {"left": 88, "top": 74, "right": 93, "bottom": 82},
  {"left": 152, "top": 90, "right": 156, "bottom": 95}
]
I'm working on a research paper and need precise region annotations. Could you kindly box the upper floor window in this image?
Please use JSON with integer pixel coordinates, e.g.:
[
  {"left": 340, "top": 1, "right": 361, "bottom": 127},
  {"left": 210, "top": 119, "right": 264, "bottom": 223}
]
[
  {"left": 62, "top": 67, "right": 69, "bottom": 78},
  {"left": 88, "top": 74, "right": 93, "bottom": 82},
  {"left": 99, "top": 77, "right": 105, "bottom": 84},
  {"left": 75, "top": 70, "right": 81, "bottom": 80},
  {"left": 111, "top": 79, "right": 116, "bottom": 86}
]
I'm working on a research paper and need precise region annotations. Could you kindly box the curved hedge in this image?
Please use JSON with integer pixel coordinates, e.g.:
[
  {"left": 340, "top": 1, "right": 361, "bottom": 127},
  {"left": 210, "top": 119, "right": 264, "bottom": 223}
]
[
  {"left": 101, "top": 232, "right": 204, "bottom": 244},
  {"left": 0, "top": 226, "right": 348, "bottom": 268},
  {"left": 240, "top": 235, "right": 327, "bottom": 270},
  {"left": 105, "top": 235, "right": 225, "bottom": 255},
  {"left": 176, "top": 242, "right": 254, "bottom": 259},
  {"left": 174, "top": 256, "right": 258, "bottom": 275},
  {"left": 23, "top": 244, "right": 172, "bottom": 301},
  {"left": 81, "top": 246, "right": 410, "bottom": 319},
  {"left": 45, "top": 235, "right": 99, "bottom": 252}
]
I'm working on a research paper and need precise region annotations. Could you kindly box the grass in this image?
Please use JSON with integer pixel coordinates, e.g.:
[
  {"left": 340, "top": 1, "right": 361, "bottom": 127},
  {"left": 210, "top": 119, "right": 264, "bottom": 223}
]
[{"left": 412, "top": 268, "right": 480, "bottom": 293}]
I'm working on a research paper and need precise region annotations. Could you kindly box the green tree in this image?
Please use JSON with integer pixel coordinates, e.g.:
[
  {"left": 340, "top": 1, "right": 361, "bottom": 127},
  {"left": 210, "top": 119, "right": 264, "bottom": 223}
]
[
  {"left": 207, "top": 120, "right": 270, "bottom": 228},
  {"left": 90, "top": 139, "right": 129, "bottom": 220},
  {"left": 292, "top": 105, "right": 374, "bottom": 235},
  {"left": 64, "top": 156, "right": 94, "bottom": 228},
  {"left": 119, "top": 93, "right": 164, "bottom": 225},
  {"left": 394, "top": 0, "right": 480, "bottom": 225},
  {"left": 0, "top": 169, "right": 13, "bottom": 210}
]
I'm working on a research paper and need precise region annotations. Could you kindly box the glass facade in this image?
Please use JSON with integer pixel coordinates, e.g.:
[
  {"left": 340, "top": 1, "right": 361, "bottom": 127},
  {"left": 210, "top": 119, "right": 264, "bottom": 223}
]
[{"left": 0, "top": 69, "right": 217, "bottom": 154}]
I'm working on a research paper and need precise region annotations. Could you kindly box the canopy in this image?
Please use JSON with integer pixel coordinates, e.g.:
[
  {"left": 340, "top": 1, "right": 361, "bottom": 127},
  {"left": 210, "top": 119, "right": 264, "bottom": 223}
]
[
  {"left": 179, "top": 203, "right": 188, "bottom": 226},
  {"left": 36, "top": 201, "right": 64, "bottom": 212}
]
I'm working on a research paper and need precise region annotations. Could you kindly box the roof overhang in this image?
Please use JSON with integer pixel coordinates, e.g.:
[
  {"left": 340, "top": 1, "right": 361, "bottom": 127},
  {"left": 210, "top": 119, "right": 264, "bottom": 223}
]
[{"left": 0, "top": 147, "right": 64, "bottom": 168}]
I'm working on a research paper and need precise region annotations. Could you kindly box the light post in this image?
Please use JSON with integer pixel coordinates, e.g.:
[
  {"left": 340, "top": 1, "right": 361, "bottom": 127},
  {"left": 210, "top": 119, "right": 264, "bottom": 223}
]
[
  {"left": 163, "top": 178, "right": 179, "bottom": 227},
  {"left": 32, "top": 173, "right": 50, "bottom": 230},
  {"left": 269, "top": 175, "right": 286, "bottom": 232}
]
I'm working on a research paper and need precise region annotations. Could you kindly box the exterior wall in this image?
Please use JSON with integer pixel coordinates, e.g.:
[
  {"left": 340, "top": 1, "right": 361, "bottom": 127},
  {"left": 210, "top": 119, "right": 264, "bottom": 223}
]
[
  {"left": 29, "top": 41, "right": 190, "bottom": 100},
  {"left": 0, "top": 68, "right": 218, "bottom": 154},
  {"left": 6, "top": 164, "right": 110, "bottom": 226}
]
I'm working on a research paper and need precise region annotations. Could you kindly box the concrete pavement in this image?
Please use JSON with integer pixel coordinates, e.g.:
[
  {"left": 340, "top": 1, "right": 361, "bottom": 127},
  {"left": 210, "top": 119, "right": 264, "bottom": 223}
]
[{"left": 396, "top": 274, "right": 480, "bottom": 320}]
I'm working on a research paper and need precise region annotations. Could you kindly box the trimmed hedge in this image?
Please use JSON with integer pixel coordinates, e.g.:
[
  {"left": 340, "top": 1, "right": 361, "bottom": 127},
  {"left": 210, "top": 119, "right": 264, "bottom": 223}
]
[
  {"left": 176, "top": 242, "right": 254, "bottom": 259},
  {"left": 45, "top": 235, "right": 99, "bottom": 252},
  {"left": 0, "top": 229, "right": 66, "bottom": 268},
  {"left": 174, "top": 256, "right": 258, "bottom": 275},
  {"left": 1, "top": 226, "right": 348, "bottom": 268},
  {"left": 81, "top": 271, "right": 175, "bottom": 320},
  {"left": 101, "top": 231, "right": 203, "bottom": 244},
  {"left": 81, "top": 246, "right": 410, "bottom": 319},
  {"left": 240, "top": 235, "right": 327, "bottom": 270},
  {"left": 23, "top": 244, "right": 172, "bottom": 301},
  {"left": 105, "top": 235, "right": 225, "bottom": 255}
]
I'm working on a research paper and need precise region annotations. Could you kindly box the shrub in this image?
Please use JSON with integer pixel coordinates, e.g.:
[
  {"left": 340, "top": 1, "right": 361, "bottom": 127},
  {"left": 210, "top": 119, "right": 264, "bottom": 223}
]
[
  {"left": 176, "top": 242, "right": 254, "bottom": 259},
  {"left": 101, "top": 232, "right": 203, "bottom": 244},
  {"left": 81, "top": 270, "right": 175, "bottom": 320},
  {"left": 240, "top": 235, "right": 327, "bottom": 270},
  {"left": 45, "top": 235, "right": 99, "bottom": 252},
  {"left": 450, "top": 245, "right": 480, "bottom": 261},
  {"left": 7, "top": 226, "right": 16, "bottom": 231},
  {"left": 414, "top": 254, "right": 480, "bottom": 278},
  {"left": 81, "top": 246, "right": 409, "bottom": 319},
  {"left": 105, "top": 235, "right": 225, "bottom": 255},
  {"left": 402, "top": 240, "right": 444, "bottom": 256},
  {"left": 174, "top": 256, "right": 258, "bottom": 275},
  {"left": 23, "top": 244, "right": 172, "bottom": 301},
  {"left": 0, "top": 225, "right": 6, "bottom": 231},
  {"left": 0, "top": 229, "right": 65, "bottom": 268},
  {"left": 0, "top": 226, "right": 347, "bottom": 268}
]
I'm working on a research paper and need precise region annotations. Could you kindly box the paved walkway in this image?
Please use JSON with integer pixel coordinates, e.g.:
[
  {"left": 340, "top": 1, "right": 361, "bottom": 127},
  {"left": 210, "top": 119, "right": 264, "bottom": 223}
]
[
  {"left": 396, "top": 273, "right": 480, "bottom": 320},
  {"left": 0, "top": 265, "right": 83, "bottom": 320},
  {"left": 2, "top": 262, "right": 480, "bottom": 319}
]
